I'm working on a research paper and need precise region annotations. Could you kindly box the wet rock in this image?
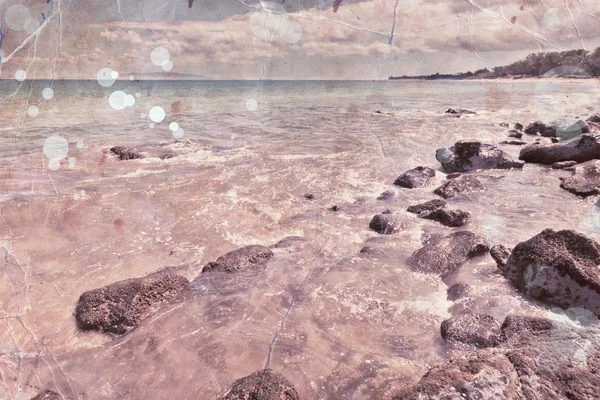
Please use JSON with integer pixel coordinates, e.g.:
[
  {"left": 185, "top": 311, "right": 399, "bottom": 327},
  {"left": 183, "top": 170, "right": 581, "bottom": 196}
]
[
  {"left": 499, "top": 122, "right": 509, "bottom": 128},
  {"left": 518, "top": 134, "right": 600, "bottom": 164},
  {"left": 499, "top": 315, "right": 553, "bottom": 341},
  {"left": 498, "top": 229, "right": 600, "bottom": 314},
  {"left": 507, "top": 130, "right": 523, "bottom": 139},
  {"left": 369, "top": 213, "right": 408, "bottom": 234},
  {"left": 406, "top": 199, "right": 446, "bottom": 214},
  {"left": 202, "top": 245, "right": 274, "bottom": 273},
  {"left": 330, "top": 205, "right": 340, "bottom": 211},
  {"left": 221, "top": 369, "right": 299, "bottom": 400},
  {"left": 359, "top": 246, "right": 384, "bottom": 257},
  {"left": 445, "top": 108, "right": 476, "bottom": 115},
  {"left": 377, "top": 190, "right": 395, "bottom": 201},
  {"left": 434, "top": 175, "right": 484, "bottom": 199},
  {"left": 587, "top": 114, "right": 600, "bottom": 124},
  {"left": 500, "top": 140, "right": 526, "bottom": 146},
  {"left": 440, "top": 314, "right": 502, "bottom": 348},
  {"left": 446, "top": 172, "right": 462, "bottom": 179},
  {"left": 110, "top": 146, "right": 143, "bottom": 160},
  {"left": 393, "top": 166, "right": 436, "bottom": 189},
  {"left": 551, "top": 160, "right": 578, "bottom": 170},
  {"left": 490, "top": 244, "right": 511, "bottom": 268},
  {"left": 559, "top": 160, "right": 600, "bottom": 197},
  {"left": 75, "top": 268, "right": 189, "bottom": 335},
  {"left": 409, "top": 231, "right": 489, "bottom": 276},
  {"left": 272, "top": 237, "right": 307, "bottom": 250},
  {"left": 524, "top": 121, "right": 557, "bottom": 137},
  {"left": 419, "top": 208, "right": 470, "bottom": 227},
  {"left": 30, "top": 391, "right": 60, "bottom": 400},
  {"left": 447, "top": 283, "right": 470, "bottom": 301},
  {"left": 514, "top": 123, "right": 523, "bottom": 131},
  {"left": 436, "top": 140, "right": 524, "bottom": 173},
  {"left": 158, "top": 150, "right": 177, "bottom": 160}
]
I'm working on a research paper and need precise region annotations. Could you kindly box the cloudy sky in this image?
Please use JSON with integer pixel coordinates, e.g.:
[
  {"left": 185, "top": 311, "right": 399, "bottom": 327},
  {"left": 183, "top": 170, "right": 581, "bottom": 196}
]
[{"left": 1, "top": 0, "right": 600, "bottom": 79}]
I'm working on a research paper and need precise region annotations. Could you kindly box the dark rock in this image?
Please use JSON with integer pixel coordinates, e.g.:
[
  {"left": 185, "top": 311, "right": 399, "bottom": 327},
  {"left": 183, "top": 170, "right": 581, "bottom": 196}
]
[
  {"left": 30, "top": 390, "right": 60, "bottom": 400},
  {"left": 586, "top": 113, "right": 600, "bottom": 124},
  {"left": 419, "top": 208, "right": 470, "bottom": 227},
  {"left": 519, "top": 134, "right": 600, "bottom": 165},
  {"left": 551, "top": 160, "right": 578, "bottom": 169},
  {"left": 202, "top": 245, "right": 274, "bottom": 273},
  {"left": 436, "top": 140, "right": 524, "bottom": 173},
  {"left": 514, "top": 123, "right": 523, "bottom": 131},
  {"left": 222, "top": 369, "right": 299, "bottom": 400},
  {"left": 499, "top": 314, "right": 553, "bottom": 341},
  {"left": 406, "top": 199, "right": 447, "bottom": 214},
  {"left": 524, "top": 121, "right": 557, "bottom": 137},
  {"left": 303, "top": 193, "right": 315, "bottom": 200},
  {"left": 498, "top": 229, "right": 600, "bottom": 314},
  {"left": 75, "top": 268, "right": 189, "bottom": 335},
  {"left": 409, "top": 231, "right": 489, "bottom": 276},
  {"left": 272, "top": 237, "right": 307, "bottom": 250},
  {"left": 377, "top": 190, "right": 395, "bottom": 201},
  {"left": 490, "top": 244, "right": 511, "bottom": 268},
  {"left": 440, "top": 314, "right": 502, "bottom": 348},
  {"left": 500, "top": 122, "right": 509, "bottom": 128},
  {"left": 369, "top": 213, "right": 407, "bottom": 234},
  {"left": 393, "top": 166, "right": 436, "bottom": 189},
  {"left": 159, "top": 150, "right": 177, "bottom": 160},
  {"left": 447, "top": 283, "right": 470, "bottom": 301},
  {"left": 557, "top": 119, "right": 590, "bottom": 141},
  {"left": 446, "top": 172, "right": 462, "bottom": 179},
  {"left": 330, "top": 205, "right": 340, "bottom": 211},
  {"left": 551, "top": 137, "right": 560, "bottom": 143},
  {"left": 110, "top": 146, "right": 143, "bottom": 160},
  {"left": 359, "top": 246, "right": 384, "bottom": 257},
  {"left": 381, "top": 209, "right": 393, "bottom": 214},
  {"left": 507, "top": 130, "right": 523, "bottom": 139},
  {"left": 434, "top": 175, "right": 484, "bottom": 199},
  {"left": 445, "top": 108, "right": 476, "bottom": 115},
  {"left": 500, "top": 140, "right": 526, "bottom": 146},
  {"left": 560, "top": 160, "right": 600, "bottom": 197}
]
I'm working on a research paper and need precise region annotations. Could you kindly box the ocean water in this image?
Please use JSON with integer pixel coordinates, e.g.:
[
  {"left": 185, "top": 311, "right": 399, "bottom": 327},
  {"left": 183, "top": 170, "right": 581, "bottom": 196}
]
[{"left": 1, "top": 79, "right": 600, "bottom": 399}]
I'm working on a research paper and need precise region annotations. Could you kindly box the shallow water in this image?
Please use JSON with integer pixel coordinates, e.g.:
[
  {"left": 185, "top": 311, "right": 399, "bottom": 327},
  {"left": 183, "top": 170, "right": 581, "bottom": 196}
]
[{"left": 1, "top": 79, "right": 600, "bottom": 399}]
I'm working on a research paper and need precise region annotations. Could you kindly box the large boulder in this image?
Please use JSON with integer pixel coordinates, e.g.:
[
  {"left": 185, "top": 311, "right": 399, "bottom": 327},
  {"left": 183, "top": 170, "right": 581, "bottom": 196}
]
[
  {"left": 518, "top": 134, "right": 600, "bottom": 165},
  {"left": 436, "top": 140, "right": 524, "bottom": 173},
  {"left": 202, "top": 245, "right": 274, "bottom": 273},
  {"left": 419, "top": 208, "right": 470, "bottom": 227},
  {"left": 434, "top": 175, "right": 484, "bottom": 199},
  {"left": 440, "top": 314, "right": 502, "bottom": 348},
  {"left": 75, "top": 268, "right": 189, "bottom": 334},
  {"left": 559, "top": 160, "right": 600, "bottom": 197},
  {"left": 393, "top": 166, "right": 436, "bottom": 188},
  {"left": 221, "top": 369, "right": 300, "bottom": 400},
  {"left": 406, "top": 199, "right": 446, "bottom": 214},
  {"left": 369, "top": 213, "right": 408, "bottom": 234},
  {"left": 498, "top": 229, "right": 600, "bottom": 315},
  {"left": 409, "top": 231, "right": 489, "bottom": 276}
]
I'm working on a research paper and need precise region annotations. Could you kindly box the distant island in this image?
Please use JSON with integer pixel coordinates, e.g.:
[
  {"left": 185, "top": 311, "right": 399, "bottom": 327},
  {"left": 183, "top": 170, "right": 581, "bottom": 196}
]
[{"left": 390, "top": 48, "right": 600, "bottom": 80}]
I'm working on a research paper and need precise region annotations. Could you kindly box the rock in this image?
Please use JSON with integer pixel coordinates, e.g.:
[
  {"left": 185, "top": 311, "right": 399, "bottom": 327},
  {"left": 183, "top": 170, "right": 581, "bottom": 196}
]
[
  {"left": 518, "top": 134, "right": 600, "bottom": 165},
  {"left": 159, "top": 150, "right": 177, "bottom": 160},
  {"left": 551, "top": 160, "right": 578, "bottom": 169},
  {"left": 500, "top": 140, "right": 526, "bottom": 146},
  {"left": 514, "top": 123, "right": 523, "bottom": 131},
  {"left": 272, "top": 237, "right": 307, "bottom": 250},
  {"left": 446, "top": 172, "right": 462, "bottom": 179},
  {"left": 110, "top": 146, "right": 143, "bottom": 160},
  {"left": 524, "top": 121, "right": 557, "bottom": 137},
  {"left": 377, "top": 190, "right": 395, "bottom": 201},
  {"left": 586, "top": 113, "right": 600, "bottom": 124},
  {"left": 222, "top": 369, "right": 300, "bottom": 400},
  {"left": 507, "top": 130, "right": 523, "bottom": 139},
  {"left": 499, "top": 315, "right": 553, "bottom": 341},
  {"left": 440, "top": 314, "right": 502, "bottom": 348},
  {"left": 381, "top": 209, "right": 393, "bottom": 214},
  {"left": 436, "top": 140, "right": 524, "bottom": 173},
  {"left": 393, "top": 166, "right": 436, "bottom": 189},
  {"left": 303, "top": 193, "right": 315, "bottom": 200},
  {"left": 445, "top": 108, "right": 476, "bottom": 115},
  {"left": 447, "top": 283, "right": 470, "bottom": 301},
  {"left": 498, "top": 229, "right": 600, "bottom": 314},
  {"left": 419, "top": 208, "right": 470, "bottom": 227},
  {"left": 359, "top": 246, "right": 384, "bottom": 257},
  {"left": 409, "top": 231, "right": 489, "bottom": 276},
  {"left": 406, "top": 199, "right": 447, "bottom": 214},
  {"left": 559, "top": 160, "right": 600, "bottom": 197},
  {"left": 30, "top": 391, "right": 60, "bottom": 400},
  {"left": 202, "top": 245, "right": 274, "bottom": 273},
  {"left": 369, "top": 213, "right": 407, "bottom": 234},
  {"left": 558, "top": 119, "right": 590, "bottom": 140},
  {"left": 490, "top": 244, "right": 511, "bottom": 268},
  {"left": 330, "top": 205, "right": 340, "bottom": 211},
  {"left": 434, "top": 175, "right": 484, "bottom": 199},
  {"left": 500, "top": 122, "right": 509, "bottom": 128},
  {"left": 75, "top": 268, "right": 189, "bottom": 335}
]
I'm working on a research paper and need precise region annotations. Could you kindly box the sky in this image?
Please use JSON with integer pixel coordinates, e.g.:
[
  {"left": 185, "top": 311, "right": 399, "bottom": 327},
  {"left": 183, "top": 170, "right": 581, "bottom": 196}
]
[{"left": 1, "top": 0, "right": 600, "bottom": 80}]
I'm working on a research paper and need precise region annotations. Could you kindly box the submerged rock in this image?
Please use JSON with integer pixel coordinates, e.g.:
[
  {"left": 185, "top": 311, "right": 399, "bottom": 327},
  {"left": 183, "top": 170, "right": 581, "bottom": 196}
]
[
  {"left": 272, "top": 237, "right": 308, "bottom": 250},
  {"left": 445, "top": 108, "right": 476, "bottom": 115},
  {"left": 498, "top": 229, "right": 600, "bottom": 314},
  {"left": 436, "top": 140, "right": 524, "bottom": 173},
  {"left": 110, "top": 146, "right": 143, "bottom": 160},
  {"left": 393, "top": 166, "right": 436, "bottom": 189},
  {"left": 406, "top": 199, "right": 446, "bottom": 214},
  {"left": 440, "top": 314, "right": 502, "bottom": 348},
  {"left": 447, "top": 283, "right": 470, "bottom": 301},
  {"left": 202, "top": 245, "right": 274, "bottom": 273},
  {"left": 518, "top": 134, "right": 600, "bottom": 165},
  {"left": 559, "top": 160, "right": 600, "bottom": 197},
  {"left": 409, "top": 231, "right": 489, "bottom": 276},
  {"left": 419, "top": 208, "right": 470, "bottom": 227},
  {"left": 221, "top": 369, "right": 300, "bottom": 400},
  {"left": 30, "top": 391, "right": 60, "bottom": 400},
  {"left": 75, "top": 268, "right": 189, "bottom": 335},
  {"left": 377, "top": 190, "right": 395, "bottom": 201},
  {"left": 369, "top": 213, "right": 408, "bottom": 234},
  {"left": 434, "top": 175, "right": 484, "bottom": 199}
]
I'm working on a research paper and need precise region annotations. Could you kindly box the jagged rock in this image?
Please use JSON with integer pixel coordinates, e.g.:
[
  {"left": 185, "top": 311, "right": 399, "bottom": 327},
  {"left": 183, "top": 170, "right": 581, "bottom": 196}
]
[
  {"left": 518, "top": 134, "right": 600, "bottom": 165},
  {"left": 507, "top": 130, "right": 523, "bottom": 139},
  {"left": 377, "top": 190, "right": 395, "bottom": 200},
  {"left": 419, "top": 208, "right": 470, "bottom": 227},
  {"left": 110, "top": 146, "right": 143, "bottom": 160},
  {"left": 221, "top": 369, "right": 300, "bottom": 400},
  {"left": 559, "top": 160, "right": 600, "bottom": 197},
  {"left": 514, "top": 123, "right": 523, "bottom": 131},
  {"left": 490, "top": 244, "right": 511, "bottom": 268},
  {"left": 75, "top": 268, "right": 189, "bottom": 335},
  {"left": 499, "top": 315, "right": 553, "bottom": 341},
  {"left": 551, "top": 160, "right": 578, "bottom": 170},
  {"left": 30, "top": 391, "right": 60, "bottom": 400},
  {"left": 393, "top": 166, "right": 436, "bottom": 188},
  {"left": 498, "top": 229, "right": 600, "bottom": 314},
  {"left": 409, "top": 231, "right": 489, "bottom": 276},
  {"left": 500, "top": 140, "right": 526, "bottom": 146},
  {"left": 436, "top": 140, "right": 524, "bottom": 173},
  {"left": 445, "top": 108, "right": 476, "bottom": 115},
  {"left": 447, "top": 283, "right": 470, "bottom": 301},
  {"left": 524, "top": 121, "right": 557, "bottom": 137},
  {"left": 586, "top": 114, "right": 600, "bottom": 124},
  {"left": 406, "top": 199, "right": 446, "bottom": 214},
  {"left": 440, "top": 314, "right": 502, "bottom": 348},
  {"left": 434, "top": 175, "right": 484, "bottom": 199},
  {"left": 202, "top": 245, "right": 274, "bottom": 273},
  {"left": 369, "top": 213, "right": 408, "bottom": 234}
]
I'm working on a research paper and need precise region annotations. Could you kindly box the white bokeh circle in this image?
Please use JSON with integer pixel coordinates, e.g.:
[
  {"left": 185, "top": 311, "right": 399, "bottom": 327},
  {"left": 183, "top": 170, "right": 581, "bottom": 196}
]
[
  {"left": 246, "top": 98, "right": 258, "bottom": 111},
  {"left": 5, "top": 5, "right": 30, "bottom": 31},
  {"left": 15, "top": 70, "right": 26, "bottom": 82},
  {"left": 43, "top": 136, "right": 69, "bottom": 160},
  {"left": 109, "top": 91, "right": 127, "bottom": 110},
  {"left": 97, "top": 68, "right": 117, "bottom": 87},
  {"left": 149, "top": 106, "right": 166, "bottom": 122},
  {"left": 27, "top": 105, "right": 39, "bottom": 117},
  {"left": 151, "top": 47, "right": 170, "bottom": 67},
  {"left": 42, "top": 87, "right": 54, "bottom": 100}
]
